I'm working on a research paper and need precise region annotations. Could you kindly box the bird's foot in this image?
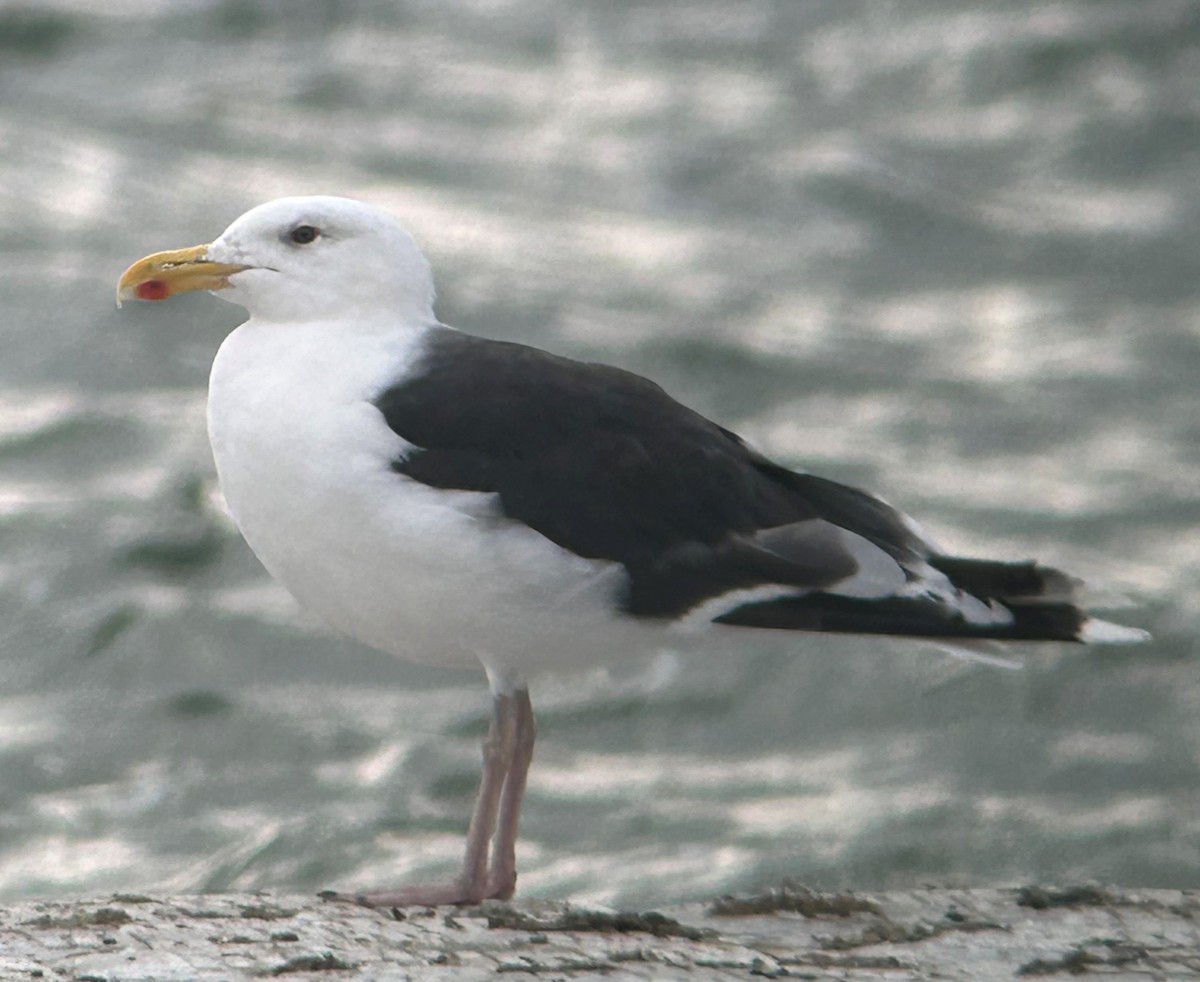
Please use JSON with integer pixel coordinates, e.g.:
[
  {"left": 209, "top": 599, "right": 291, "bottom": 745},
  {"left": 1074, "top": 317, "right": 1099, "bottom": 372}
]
[
  {"left": 486, "top": 869, "right": 517, "bottom": 901},
  {"left": 318, "top": 878, "right": 491, "bottom": 909}
]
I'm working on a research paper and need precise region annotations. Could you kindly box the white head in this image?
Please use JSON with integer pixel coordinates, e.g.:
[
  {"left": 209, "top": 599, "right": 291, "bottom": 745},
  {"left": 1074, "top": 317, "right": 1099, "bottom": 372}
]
[{"left": 118, "top": 196, "right": 436, "bottom": 326}]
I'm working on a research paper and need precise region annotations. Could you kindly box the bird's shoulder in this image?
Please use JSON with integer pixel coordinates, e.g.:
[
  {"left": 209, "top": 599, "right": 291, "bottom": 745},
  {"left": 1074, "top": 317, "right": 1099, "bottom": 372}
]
[
  {"left": 374, "top": 326, "right": 721, "bottom": 452},
  {"left": 372, "top": 327, "right": 786, "bottom": 534}
]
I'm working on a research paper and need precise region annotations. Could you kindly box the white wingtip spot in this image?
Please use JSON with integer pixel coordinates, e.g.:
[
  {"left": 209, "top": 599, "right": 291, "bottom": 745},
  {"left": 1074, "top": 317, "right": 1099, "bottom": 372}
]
[
  {"left": 955, "top": 592, "right": 1016, "bottom": 627},
  {"left": 1078, "top": 618, "right": 1152, "bottom": 644}
]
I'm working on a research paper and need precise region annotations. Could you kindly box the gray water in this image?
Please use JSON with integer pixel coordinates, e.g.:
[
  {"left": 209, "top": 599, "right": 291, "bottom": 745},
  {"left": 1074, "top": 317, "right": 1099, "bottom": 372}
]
[{"left": 1, "top": 0, "right": 1196, "bottom": 907}]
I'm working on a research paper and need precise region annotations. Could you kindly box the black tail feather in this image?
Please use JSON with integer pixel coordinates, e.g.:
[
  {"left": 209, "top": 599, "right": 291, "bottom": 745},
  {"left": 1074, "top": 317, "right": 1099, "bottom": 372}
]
[
  {"left": 714, "top": 593, "right": 1086, "bottom": 641},
  {"left": 927, "top": 556, "right": 1079, "bottom": 602}
]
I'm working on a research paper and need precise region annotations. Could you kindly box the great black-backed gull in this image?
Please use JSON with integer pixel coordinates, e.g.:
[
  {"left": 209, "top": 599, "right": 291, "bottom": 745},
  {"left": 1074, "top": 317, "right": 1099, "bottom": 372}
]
[{"left": 117, "top": 195, "right": 1148, "bottom": 908}]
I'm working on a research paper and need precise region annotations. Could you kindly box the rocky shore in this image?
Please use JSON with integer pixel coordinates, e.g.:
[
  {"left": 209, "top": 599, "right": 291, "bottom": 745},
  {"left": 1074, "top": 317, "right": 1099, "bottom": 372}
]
[{"left": 2, "top": 884, "right": 1197, "bottom": 980}]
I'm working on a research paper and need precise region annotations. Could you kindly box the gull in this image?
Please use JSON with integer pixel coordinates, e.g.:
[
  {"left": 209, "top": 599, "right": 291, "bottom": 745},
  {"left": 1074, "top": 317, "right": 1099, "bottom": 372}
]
[{"left": 117, "top": 195, "right": 1148, "bottom": 907}]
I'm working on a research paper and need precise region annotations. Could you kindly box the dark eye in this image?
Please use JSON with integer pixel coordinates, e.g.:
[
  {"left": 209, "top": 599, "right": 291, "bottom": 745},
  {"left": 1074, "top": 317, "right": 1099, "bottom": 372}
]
[{"left": 288, "top": 225, "right": 320, "bottom": 245}]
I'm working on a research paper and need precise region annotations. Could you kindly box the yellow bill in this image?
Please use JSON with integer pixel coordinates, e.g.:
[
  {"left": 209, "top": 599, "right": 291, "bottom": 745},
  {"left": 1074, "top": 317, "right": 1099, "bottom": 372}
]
[{"left": 116, "top": 244, "right": 251, "bottom": 307}]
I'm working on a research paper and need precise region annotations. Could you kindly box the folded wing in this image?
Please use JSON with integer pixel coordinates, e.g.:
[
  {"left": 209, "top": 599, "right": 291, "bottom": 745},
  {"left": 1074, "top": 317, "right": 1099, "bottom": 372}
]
[{"left": 375, "top": 328, "right": 1145, "bottom": 644}]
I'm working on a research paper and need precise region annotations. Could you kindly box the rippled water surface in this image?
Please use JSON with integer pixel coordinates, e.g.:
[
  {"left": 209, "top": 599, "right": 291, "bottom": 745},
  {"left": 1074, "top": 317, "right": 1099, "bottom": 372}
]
[{"left": 1, "top": 0, "right": 1197, "bottom": 905}]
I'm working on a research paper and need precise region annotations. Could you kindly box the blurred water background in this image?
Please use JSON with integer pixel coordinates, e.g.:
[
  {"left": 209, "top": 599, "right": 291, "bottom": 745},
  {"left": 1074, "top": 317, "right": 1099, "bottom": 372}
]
[{"left": 0, "top": 0, "right": 1196, "bottom": 906}]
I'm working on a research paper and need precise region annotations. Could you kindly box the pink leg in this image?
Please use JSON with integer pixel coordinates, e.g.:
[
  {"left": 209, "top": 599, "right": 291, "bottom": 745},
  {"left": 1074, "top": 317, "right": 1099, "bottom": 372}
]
[
  {"left": 322, "top": 691, "right": 522, "bottom": 909},
  {"left": 487, "top": 688, "right": 536, "bottom": 900}
]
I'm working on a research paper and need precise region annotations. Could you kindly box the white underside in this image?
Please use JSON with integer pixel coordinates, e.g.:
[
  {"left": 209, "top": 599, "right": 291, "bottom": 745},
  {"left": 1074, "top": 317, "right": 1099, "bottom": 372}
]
[{"left": 207, "top": 317, "right": 663, "bottom": 684}]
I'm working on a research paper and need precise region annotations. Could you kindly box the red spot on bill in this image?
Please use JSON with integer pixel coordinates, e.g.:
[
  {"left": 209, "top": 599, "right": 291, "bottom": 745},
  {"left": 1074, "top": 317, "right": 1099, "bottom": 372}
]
[{"left": 135, "top": 279, "right": 171, "bottom": 301}]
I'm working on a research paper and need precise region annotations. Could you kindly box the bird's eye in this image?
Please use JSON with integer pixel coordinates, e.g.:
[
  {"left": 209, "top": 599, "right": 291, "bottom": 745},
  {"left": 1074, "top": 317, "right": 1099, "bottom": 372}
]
[{"left": 287, "top": 225, "right": 320, "bottom": 245}]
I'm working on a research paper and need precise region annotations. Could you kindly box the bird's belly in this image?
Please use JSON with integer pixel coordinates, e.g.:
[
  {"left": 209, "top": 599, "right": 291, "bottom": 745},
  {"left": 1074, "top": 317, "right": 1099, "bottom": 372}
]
[{"left": 209, "top": 397, "right": 640, "bottom": 676}]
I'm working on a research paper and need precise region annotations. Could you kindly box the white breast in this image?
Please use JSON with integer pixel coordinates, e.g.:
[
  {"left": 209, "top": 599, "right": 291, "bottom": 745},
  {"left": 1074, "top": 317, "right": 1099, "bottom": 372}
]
[{"left": 206, "top": 318, "right": 637, "bottom": 678}]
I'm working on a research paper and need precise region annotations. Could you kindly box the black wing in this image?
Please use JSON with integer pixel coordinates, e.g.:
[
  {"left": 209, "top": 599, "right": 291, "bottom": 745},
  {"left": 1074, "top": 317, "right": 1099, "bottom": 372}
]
[{"left": 375, "top": 328, "right": 1086, "bottom": 640}]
